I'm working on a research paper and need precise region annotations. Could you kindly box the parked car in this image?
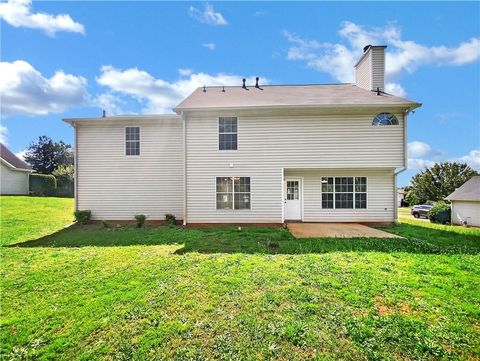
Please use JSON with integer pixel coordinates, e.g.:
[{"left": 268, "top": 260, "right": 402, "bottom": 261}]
[{"left": 411, "top": 204, "right": 433, "bottom": 218}]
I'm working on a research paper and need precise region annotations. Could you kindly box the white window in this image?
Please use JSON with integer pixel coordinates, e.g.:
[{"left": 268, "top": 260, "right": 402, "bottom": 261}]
[
  {"left": 321, "top": 177, "right": 367, "bottom": 209},
  {"left": 372, "top": 112, "right": 399, "bottom": 126},
  {"left": 219, "top": 117, "right": 237, "bottom": 150},
  {"left": 216, "top": 177, "right": 250, "bottom": 210},
  {"left": 126, "top": 127, "right": 140, "bottom": 156}
]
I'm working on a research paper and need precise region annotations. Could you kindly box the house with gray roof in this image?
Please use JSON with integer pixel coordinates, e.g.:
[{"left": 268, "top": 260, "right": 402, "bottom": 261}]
[
  {"left": 1, "top": 143, "right": 32, "bottom": 195},
  {"left": 64, "top": 45, "right": 421, "bottom": 225},
  {"left": 446, "top": 176, "right": 480, "bottom": 227}
]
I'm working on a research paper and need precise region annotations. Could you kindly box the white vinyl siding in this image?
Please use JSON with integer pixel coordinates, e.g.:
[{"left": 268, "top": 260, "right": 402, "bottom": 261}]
[
  {"left": 185, "top": 110, "right": 402, "bottom": 223},
  {"left": 371, "top": 47, "right": 385, "bottom": 92},
  {"left": 286, "top": 169, "right": 394, "bottom": 222},
  {"left": 0, "top": 162, "right": 29, "bottom": 195},
  {"left": 451, "top": 201, "right": 480, "bottom": 227},
  {"left": 76, "top": 116, "right": 183, "bottom": 220},
  {"left": 355, "top": 51, "right": 372, "bottom": 91}
]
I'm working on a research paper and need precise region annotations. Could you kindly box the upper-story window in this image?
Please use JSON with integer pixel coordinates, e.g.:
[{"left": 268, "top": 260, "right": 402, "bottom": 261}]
[
  {"left": 125, "top": 127, "right": 140, "bottom": 156},
  {"left": 372, "top": 112, "right": 399, "bottom": 126},
  {"left": 219, "top": 117, "right": 237, "bottom": 150}
]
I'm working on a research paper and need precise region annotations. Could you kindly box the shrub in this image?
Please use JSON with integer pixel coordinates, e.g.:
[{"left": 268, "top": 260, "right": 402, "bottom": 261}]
[
  {"left": 429, "top": 202, "right": 451, "bottom": 224},
  {"left": 134, "top": 214, "right": 146, "bottom": 228},
  {"left": 165, "top": 213, "right": 176, "bottom": 226},
  {"left": 101, "top": 220, "right": 109, "bottom": 228},
  {"left": 74, "top": 210, "right": 91, "bottom": 225},
  {"left": 52, "top": 164, "right": 74, "bottom": 198},
  {"left": 29, "top": 174, "right": 57, "bottom": 196}
]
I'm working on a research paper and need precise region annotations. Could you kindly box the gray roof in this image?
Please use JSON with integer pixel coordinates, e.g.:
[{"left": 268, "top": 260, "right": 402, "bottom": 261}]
[
  {"left": 0, "top": 143, "right": 32, "bottom": 170},
  {"left": 175, "top": 84, "right": 421, "bottom": 111},
  {"left": 446, "top": 176, "right": 480, "bottom": 201}
]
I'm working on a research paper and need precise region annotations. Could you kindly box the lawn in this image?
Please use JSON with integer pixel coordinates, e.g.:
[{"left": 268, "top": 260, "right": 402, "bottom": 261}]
[
  {"left": 1, "top": 198, "right": 480, "bottom": 360},
  {"left": 0, "top": 196, "right": 74, "bottom": 246}
]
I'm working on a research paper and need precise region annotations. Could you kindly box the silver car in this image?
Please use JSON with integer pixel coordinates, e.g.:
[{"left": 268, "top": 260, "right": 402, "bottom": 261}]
[{"left": 411, "top": 204, "right": 433, "bottom": 219}]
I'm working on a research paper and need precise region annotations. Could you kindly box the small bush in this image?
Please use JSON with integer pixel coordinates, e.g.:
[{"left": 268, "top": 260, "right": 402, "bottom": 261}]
[
  {"left": 165, "top": 213, "right": 176, "bottom": 226},
  {"left": 52, "top": 165, "right": 74, "bottom": 198},
  {"left": 429, "top": 202, "right": 451, "bottom": 224},
  {"left": 29, "top": 174, "right": 57, "bottom": 196},
  {"left": 101, "top": 220, "right": 109, "bottom": 228},
  {"left": 134, "top": 214, "right": 146, "bottom": 228},
  {"left": 74, "top": 210, "right": 91, "bottom": 225}
]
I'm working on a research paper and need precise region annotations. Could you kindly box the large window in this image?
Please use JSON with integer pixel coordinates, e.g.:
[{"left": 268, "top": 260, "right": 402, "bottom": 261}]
[
  {"left": 219, "top": 117, "right": 237, "bottom": 150},
  {"left": 216, "top": 177, "right": 250, "bottom": 210},
  {"left": 125, "top": 127, "right": 140, "bottom": 156},
  {"left": 321, "top": 177, "right": 367, "bottom": 209}
]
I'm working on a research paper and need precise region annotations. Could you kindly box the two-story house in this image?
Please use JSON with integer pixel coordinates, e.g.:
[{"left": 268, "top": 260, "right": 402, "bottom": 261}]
[{"left": 64, "top": 45, "right": 421, "bottom": 225}]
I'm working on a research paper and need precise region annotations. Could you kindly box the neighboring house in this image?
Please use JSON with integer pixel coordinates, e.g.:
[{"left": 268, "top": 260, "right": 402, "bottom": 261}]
[
  {"left": 446, "top": 176, "right": 480, "bottom": 227},
  {"left": 64, "top": 45, "right": 421, "bottom": 225},
  {"left": 0, "top": 143, "right": 32, "bottom": 195}
]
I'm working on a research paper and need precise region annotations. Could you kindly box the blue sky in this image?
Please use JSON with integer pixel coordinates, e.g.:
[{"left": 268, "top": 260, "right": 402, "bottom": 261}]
[{"left": 1, "top": 1, "right": 479, "bottom": 185}]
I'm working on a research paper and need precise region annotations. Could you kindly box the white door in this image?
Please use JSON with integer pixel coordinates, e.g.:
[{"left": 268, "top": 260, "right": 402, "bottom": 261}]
[{"left": 284, "top": 178, "right": 302, "bottom": 220}]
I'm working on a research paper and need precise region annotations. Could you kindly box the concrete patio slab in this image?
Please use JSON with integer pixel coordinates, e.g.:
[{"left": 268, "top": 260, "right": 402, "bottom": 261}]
[{"left": 287, "top": 223, "right": 402, "bottom": 238}]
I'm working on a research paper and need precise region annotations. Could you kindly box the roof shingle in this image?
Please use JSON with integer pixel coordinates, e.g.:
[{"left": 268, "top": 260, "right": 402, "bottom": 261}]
[{"left": 446, "top": 176, "right": 480, "bottom": 201}]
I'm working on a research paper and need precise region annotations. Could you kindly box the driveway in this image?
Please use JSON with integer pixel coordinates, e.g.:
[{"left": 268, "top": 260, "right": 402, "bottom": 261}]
[{"left": 287, "top": 223, "right": 402, "bottom": 238}]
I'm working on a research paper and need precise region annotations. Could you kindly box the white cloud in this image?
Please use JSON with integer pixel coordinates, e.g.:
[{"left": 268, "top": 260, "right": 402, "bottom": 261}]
[
  {"left": 0, "top": 125, "right": 8, "bottom": 144},
  {"left": 385, "top": 82, "right": 406, "bottom": 97},
  {"left": 202, "top": 42, "right": 216, "bottom": 50},
  {"left": 179, "top": 68, "right": 193, "bottom": 77},
  {"left": 452, "top": 150, "right": 480, "bottom": 170},
  {"left": 254, "top": 11, "right": 265, "bottom": 17},
  {"left": 96, "top": 65, "right": 268, "bottom": 114},
  {"left": 0, "top": 60, "right": 88, "bottom": 117},
  {"left": 284, "top": 21, "right": 480, "bottom": 94},
  {"left": 0, "top": 0, "right": 85, "bottom": 36},
  {"left": 188, "top": 3, "right": 227, "bottom": 26},
  {"left": 15, "top": 149, "right": 27, "bottom": 161},
  {"left": 93, "top": 93, "right": 130, "bottom": 116},
  {"left": 408, "top": 158, "right": 436, "bottom": 170},
  {"left": 408, "top": 141, "right": 433, "bottom": 158}
]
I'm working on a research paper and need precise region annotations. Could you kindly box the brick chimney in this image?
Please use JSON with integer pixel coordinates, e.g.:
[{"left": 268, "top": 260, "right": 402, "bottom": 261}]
[{"left": 355, "top": 45, "right": 387, "bottom": 92}]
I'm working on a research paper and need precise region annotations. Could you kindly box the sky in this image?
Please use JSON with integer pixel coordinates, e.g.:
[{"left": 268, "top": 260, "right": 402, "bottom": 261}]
[{"left": 1, "top": 0, "right": 479, "bottom": 185}]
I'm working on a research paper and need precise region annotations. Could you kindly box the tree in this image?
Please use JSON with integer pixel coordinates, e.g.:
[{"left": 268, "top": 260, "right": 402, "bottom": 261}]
[
  {"left": 408, "top": 162, "right": 478, "bottom": 204},
  {"left": 52, "top": 164, "right": 75, "bottom": 197},
  {"left": 24, "top": 136, "right": 74, "bottom": 174}
]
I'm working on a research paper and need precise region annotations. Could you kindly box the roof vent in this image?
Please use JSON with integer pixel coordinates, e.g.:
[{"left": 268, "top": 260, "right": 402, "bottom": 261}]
[
  {"left": 222, "top": 86, "right": 225, "bottom": 92},
  {"left": 363, "top": 45, "right": 371, "bottom": 53},
  {"left": 203, "top": 85, "right": 206, "bottom": 93},
  {"left": 242, "top": 78, "right": 247, "bottom": 89},
  {"left": 376, "top": 87, "right": 381, "bottom": 96},
  {"left": 102, "top": 109, "right": 106, "bottom": 118},
  {"left": 255, "top": 77, "right": 259, "bottom": 88}
]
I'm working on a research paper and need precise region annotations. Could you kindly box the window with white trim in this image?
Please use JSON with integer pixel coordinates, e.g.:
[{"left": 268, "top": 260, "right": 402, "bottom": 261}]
[
  {"left": 219, "top": 117, "right": 237, "bottom": 150},
  {"left": 125, "top": 127, "right": 140, "bottom": 156},
  {"left": 216, "top": 177, "right": 250, "bottom": 210},
  {"left": 321, "top": 177, "right": 367, "bottom": 209}
]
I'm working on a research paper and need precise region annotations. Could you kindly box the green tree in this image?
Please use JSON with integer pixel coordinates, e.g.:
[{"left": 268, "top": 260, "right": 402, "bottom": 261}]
[
  {"left": 52, "top": 164, "right": 75, "bottom": 198},
  {"left": 408, "top": 162, "right": 478, "bottom": 204},
  {"left": 24, "top": 136, "right": 74, "bottom": 174}
]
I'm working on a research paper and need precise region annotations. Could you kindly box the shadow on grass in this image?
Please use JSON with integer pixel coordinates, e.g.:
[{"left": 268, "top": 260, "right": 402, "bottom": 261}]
[{"left": 8, "top": 222, "right": 480, "bottom": 255}]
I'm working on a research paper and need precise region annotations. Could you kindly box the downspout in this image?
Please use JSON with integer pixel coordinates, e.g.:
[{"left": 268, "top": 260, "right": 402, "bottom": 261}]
[
  {"left": 393, "top": 109, "right": 410, "bottom": 222},
  {"left": 73, "top": 122, "right": 78, "bottom": 212},
  {"left": 182, "top": 112, "right": 187, "bottom": 226}
]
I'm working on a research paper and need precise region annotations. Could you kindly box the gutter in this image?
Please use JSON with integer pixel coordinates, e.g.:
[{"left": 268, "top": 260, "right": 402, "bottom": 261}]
[
  {"left": 393, "top": 108, "right": 411, "bottom": 222},
  {"left": 182, "top": 112, "right": 187, "bottom": 226}
]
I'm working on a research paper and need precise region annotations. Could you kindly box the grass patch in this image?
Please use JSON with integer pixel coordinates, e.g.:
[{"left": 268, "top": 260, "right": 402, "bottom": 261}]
[
  {"left": 1, "top": 197, "right": 480, "bottom": 360},
  {"left": 0, "top": 196, "right": 74, "bottom": 246}
]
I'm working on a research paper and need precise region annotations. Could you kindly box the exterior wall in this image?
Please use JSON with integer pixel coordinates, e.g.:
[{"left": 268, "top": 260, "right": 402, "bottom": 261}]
[
  {"left": 355, "top": 51, "right": 372, "bottom": 91},
  {"left": 0, "top": 162, "right": 29, "bottom": 195},
  {"left": 451, "top": 201, "right": 480, "bottom": 227},
  {"left": 285, "top": 168, "right": 395, "bottom": 222},
  {"left": 185, "top": 109, "right": 404, "bottom": 223},
  {"left": 371, "top": 47, "right": 385, "bottom": 92},
  {"left": 76, "top": 117, "right": 183, "bottom": 220}
]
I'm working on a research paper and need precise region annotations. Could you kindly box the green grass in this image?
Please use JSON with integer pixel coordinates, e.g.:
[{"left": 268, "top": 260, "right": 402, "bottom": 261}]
[
  {"left": 1, "top": 197, "right": 480, "bottom": 360},
  {"left": 0, "top": 196, "right": 74, "bottom": 246}
]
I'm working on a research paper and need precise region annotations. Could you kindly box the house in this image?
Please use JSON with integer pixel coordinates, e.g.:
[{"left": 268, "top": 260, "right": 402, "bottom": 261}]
[
  {"left": 446, "top": 176, "right": 480, "bottom": 227},
  {"left": 1, "top": 143, "right": 32, "bottom": 195},
  {"left": 64, "top": 45, "right": 421, "bottom": 225}
]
